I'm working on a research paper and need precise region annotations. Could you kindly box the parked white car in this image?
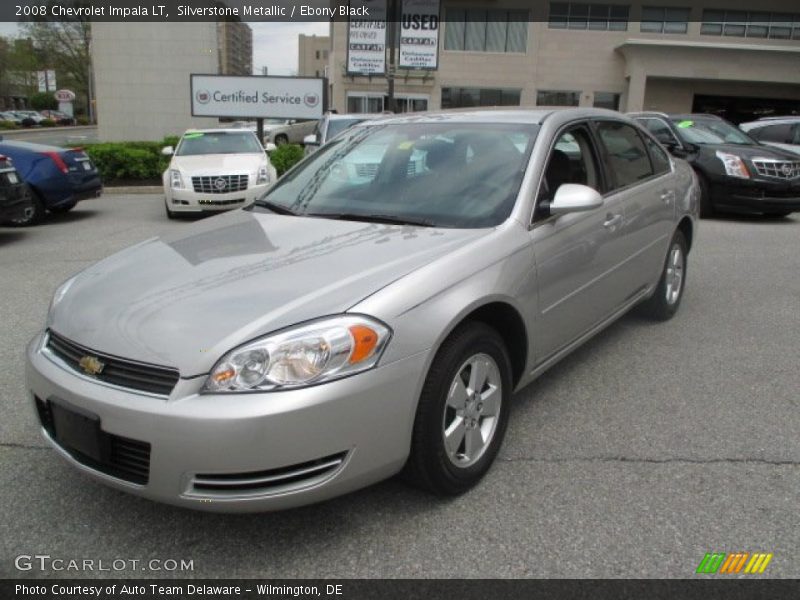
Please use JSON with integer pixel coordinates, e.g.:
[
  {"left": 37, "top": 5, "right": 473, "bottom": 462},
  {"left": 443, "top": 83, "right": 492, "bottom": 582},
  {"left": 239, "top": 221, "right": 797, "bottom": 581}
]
[
  {"left": 162, "top": 129, "right": 277, "bottom": 218},
  {"left": 739, "top": 117, "right": 800, "bottom": 156},
  {"left": 262, "top": 118, "right": 318, "bottom": 146}
]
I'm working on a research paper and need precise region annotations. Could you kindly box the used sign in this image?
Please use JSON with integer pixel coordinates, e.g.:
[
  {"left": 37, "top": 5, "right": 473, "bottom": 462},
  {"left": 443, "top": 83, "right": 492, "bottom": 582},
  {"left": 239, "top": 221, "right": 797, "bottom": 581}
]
[{"left": 399, "top": 0, "right": 440, "bottom": 70}]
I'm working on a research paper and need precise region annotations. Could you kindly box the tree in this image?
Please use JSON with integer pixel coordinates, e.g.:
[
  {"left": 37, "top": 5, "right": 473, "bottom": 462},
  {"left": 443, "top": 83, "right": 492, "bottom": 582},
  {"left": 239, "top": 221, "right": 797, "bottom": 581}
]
[
  {"left": 30, "top": 91, "right": 58, "bottom": 111},
  {"left": 21, "top": 19, "right": 92, "bottom": 118}
]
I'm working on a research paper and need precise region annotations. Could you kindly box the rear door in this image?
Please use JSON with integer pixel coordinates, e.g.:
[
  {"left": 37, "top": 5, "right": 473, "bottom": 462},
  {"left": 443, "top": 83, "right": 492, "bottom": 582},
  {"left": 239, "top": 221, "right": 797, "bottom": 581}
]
[{"left": 592, "top": 120, "right": 675, "bottom": 293}]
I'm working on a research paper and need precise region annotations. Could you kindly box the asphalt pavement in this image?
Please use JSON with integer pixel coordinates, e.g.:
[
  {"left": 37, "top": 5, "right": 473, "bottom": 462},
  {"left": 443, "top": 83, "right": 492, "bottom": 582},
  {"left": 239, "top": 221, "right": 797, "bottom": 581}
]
[{"left": 1, "top": 194, "right": 798, "bottom": 578}]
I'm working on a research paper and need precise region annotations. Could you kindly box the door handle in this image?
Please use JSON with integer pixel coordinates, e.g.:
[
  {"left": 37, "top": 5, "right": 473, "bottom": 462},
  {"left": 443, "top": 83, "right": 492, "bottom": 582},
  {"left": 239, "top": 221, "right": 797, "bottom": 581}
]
[
  {"left": 660, "top": 190, "right": 675, "bottom": 203},
  {"left": 603, "top": 213, "right": 623, "bottom": 229}
]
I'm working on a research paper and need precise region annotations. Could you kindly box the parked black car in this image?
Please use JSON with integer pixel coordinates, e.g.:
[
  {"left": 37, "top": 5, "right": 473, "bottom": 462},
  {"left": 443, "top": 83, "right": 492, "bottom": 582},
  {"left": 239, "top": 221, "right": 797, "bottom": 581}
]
[
  {"left": 630, "top": 112, "right": 800, "bottom": 218},
  {"left": 0, "top": 154, "right": 33, "bottom": 224}
]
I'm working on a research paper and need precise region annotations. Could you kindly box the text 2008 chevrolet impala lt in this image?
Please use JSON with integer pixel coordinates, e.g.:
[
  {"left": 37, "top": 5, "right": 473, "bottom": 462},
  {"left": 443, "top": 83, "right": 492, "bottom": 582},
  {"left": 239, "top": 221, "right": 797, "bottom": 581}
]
[{"left": 27, "top": 109, "right": 698, "bottom": 511}]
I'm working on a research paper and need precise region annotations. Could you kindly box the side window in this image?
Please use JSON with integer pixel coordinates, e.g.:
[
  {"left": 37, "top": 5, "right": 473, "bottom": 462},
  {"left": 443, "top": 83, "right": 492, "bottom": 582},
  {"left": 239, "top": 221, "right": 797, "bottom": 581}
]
[
  {"left": 791, "top": 124, "right": 800, "bottom": 145},
  {"left": 753, "top": 123, "right": 792, "bottom": 144},
  {"left": 644, "top": 136, "right": 671, "bottom": 175},
  {"left": 596, "top": 121, "right": 654, "bottom": 190},
  {"left": 536, "top": 126, "right": 602, "bottom": 220}
]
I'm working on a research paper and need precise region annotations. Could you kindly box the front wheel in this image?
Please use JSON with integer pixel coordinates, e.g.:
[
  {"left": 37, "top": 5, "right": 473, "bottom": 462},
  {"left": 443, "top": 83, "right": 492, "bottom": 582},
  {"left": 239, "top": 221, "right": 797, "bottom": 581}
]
[
  {"left": 5, "top": 186, "right": 44, "bottom": 226},
  {"left": 403, "top": 322, "right": 512, "bottom": 496},
  {"left": 637, "top": 230, "right": 688, "bottom": 321},
  {"left": 696, "top": 172, "right": 715, "bottom": 218}
]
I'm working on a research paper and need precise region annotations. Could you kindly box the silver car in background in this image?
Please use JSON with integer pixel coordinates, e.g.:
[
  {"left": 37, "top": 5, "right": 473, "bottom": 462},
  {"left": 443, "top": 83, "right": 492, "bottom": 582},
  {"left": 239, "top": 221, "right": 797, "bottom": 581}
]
[{"left": 26, "top": 108, "right": 698, "bottom": 512}]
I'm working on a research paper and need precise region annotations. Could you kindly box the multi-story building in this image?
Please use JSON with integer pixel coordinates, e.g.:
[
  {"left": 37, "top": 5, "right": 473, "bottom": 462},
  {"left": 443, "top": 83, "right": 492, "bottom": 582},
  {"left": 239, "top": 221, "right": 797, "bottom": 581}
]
[
  {"left": 330, "top": 1, "right": 800, "bottom": 122},
  {"left": 218, "top": 21, "right": 253, "bottom": 76},
  {"left": 298, "top": 34, "right": 331, "bottom": 78}
]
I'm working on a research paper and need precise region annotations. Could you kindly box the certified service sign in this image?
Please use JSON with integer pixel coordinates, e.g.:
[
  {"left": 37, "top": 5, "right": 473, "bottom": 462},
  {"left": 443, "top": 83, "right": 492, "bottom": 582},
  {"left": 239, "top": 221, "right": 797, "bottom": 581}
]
[{"left": 190, "top": 75, "right": 326, "bottom": 120}]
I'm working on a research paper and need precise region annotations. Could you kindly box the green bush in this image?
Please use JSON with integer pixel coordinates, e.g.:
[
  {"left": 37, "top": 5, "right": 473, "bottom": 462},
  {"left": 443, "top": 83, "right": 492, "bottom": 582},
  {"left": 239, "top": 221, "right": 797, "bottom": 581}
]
[
  {"left": 83, "top": 138, "right": 176, "bottom": 183},
  {"left": 269, "top": 144, "right": 304, "bottom": 177},
  {"left": 0, "top": 121, "right": 17, "bottom": 130},
  {"left": 40, "top": 118, "right": 57, "bottom": 127},
  {"left": 76, "top": 116, "right": 90, "bottom": 126},
  {"left": 162, "top": 135, "right": 180, "bottom": 149},
  {"left": 30, "top": 92, "right": 58, "bottom": 111}
]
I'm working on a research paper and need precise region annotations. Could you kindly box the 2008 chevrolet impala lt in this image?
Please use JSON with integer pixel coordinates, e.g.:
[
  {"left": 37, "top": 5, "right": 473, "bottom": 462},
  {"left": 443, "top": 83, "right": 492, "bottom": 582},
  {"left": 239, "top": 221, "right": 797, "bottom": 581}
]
[{"left": 27, "top": 109, "right": 698, "bottom": 511}]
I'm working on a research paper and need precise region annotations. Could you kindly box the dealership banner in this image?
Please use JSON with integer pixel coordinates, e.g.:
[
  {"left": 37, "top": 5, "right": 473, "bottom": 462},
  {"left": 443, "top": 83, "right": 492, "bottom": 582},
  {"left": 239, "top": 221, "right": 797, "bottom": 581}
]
[
  {"left": 346, "top": 0, "right": 388, "bottom": 76},
  {"left": 399, "top": 0, "right": 440, "bottom": 70},
  {"left": 190, "top": 75, "right": 325, "bottom": 120}
]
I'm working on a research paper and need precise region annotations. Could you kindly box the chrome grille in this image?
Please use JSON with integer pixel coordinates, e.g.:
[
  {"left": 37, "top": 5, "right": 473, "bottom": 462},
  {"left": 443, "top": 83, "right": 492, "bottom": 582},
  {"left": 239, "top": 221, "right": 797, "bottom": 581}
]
[
  {"left": 191, "top": 174, "right": 249, "bottom": 194},
  {"left": 190, "top": 452, "right": 348, "bottom": 496},
  {"left": 198, "top": 198, "right": 246, "bottom": 207},
  {"left": 46, "top": 330, "right": 180, "bottom": 397},
  {"left": 751, "top": 159, "right": 800, "bottom": 180}
]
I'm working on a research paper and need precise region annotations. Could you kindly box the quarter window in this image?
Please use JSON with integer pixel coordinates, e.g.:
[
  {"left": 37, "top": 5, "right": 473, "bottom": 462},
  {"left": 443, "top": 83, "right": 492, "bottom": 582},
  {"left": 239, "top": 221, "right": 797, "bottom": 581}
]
[
  {"left": 549, "top": 3, "right": 630, "bottom": 31},
  {"left": 444, "top": 10, "right": 529, "bottom": 52},
  {"left": 595, "top": 121, "right": 654, "bottom": 189},
  {"left": 640, "top": 6, "right": 691, "bottom": 34},
  {"left": 751, "top": 123, "right": 794, "bottom": 144},
  {"left": 638, "top": 117, "right": 680, "bottom": 147},
  {"left": 644, "top": 136, "right": 671, "bottom": 175}
]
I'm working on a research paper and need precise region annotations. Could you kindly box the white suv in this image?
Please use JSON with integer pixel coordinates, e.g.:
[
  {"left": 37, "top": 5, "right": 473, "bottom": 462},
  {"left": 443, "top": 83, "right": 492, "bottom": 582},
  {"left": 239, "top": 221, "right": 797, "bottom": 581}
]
[{"left": 162, "top": 129, "right": 278, "bottom": 218}]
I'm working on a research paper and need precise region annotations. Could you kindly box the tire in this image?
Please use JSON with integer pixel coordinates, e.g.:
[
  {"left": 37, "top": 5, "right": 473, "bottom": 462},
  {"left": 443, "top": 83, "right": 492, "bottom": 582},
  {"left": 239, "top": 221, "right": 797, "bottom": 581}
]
[
  {"left": 274, "top": 134, "right": 288, "bottom": 146},
  {"left": 766, "top": 211, "right": 791, "bottom": 218},
  {"left": 403, "top": 322, "right": 512, "bottom": 496},
  {"left": 49, "top": 202, "right": 77, "bottom": 214},
  {"left": 5, "top": 186, "right": 44, "bottom": 226},
  {"left": 165, "top": 199, "right": 178, "bottom": 220},
  {"left": 696, "top": 172, "right": 715, "bottom": 218},
  {"left": 637, "top": 230, "right": 688, "bottom": 321}
]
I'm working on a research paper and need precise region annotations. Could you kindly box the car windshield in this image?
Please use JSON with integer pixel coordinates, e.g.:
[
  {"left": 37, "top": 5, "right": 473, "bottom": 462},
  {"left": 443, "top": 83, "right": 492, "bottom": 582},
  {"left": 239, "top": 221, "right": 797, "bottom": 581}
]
[
  {"left": 176, "top": 131, "right": 262, "bottom": 155},
  {"left": 255, "top": 121, "right": 538, "bottom": 229},
  {"left": 326, "top": 118, "right": 366, "bottom": 141},
  {"left": 671, "top": 118, "right": 756, "bottom": 146}
]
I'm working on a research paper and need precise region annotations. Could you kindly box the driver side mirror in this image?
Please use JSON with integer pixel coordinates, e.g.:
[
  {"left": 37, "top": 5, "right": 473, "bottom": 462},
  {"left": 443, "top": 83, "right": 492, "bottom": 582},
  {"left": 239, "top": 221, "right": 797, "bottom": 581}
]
[
  {"left": 264, "top": 142, "right": 277, "bottom": 153},
  {"left": 549, "top": 184, "right": 603, "bottom": 216},
  {"left": 303, "top": 134, "right": 319, "bottom": 147},
  {"left": 161, "top": 146, "right": 174, "bottom": 156}
]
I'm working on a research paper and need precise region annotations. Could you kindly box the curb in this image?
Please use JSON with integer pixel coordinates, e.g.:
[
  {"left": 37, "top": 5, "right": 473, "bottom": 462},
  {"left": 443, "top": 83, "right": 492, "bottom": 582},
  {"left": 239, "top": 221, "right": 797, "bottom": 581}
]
[{"left": 104, "top": 186, "right": 163, "bottom": 195}]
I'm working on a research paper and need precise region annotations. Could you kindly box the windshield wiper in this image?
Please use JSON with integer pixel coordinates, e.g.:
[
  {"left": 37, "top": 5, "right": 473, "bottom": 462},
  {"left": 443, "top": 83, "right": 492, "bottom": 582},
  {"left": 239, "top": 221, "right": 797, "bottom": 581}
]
[
  {"left": 306, "top": 212, "right": 436, "bottom": 227},
  {"left": 254, "top": 199, "right": 297, "bottom": 215}
]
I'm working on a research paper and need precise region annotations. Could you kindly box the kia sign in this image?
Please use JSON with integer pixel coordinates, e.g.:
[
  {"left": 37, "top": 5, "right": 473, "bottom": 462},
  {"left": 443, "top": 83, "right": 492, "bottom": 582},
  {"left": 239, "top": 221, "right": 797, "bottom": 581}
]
[
  {"left": 347, "top": 0, "right": 387, "bottom": 75},
  {"left": 190, "top": 75, "right": 326, "bottom": 120},
  {"left": 54, "top": 89, "right": 76, "bottom": 102},
  {"left": 399, "top": 0, "right": 440, "bottom": 70}
]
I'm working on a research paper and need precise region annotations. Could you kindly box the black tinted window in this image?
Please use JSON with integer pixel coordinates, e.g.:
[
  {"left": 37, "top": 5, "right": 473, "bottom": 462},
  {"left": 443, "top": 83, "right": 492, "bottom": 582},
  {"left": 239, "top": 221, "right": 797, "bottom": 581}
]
[
  {"left": 596, "top": 122, "right": 654, "bottom": 189},
  {"left": 644, "top": 136, "right": 671, "bottom": 175},
  {"left": 752, "top": 123, "right": 793, "bottom": 144}
]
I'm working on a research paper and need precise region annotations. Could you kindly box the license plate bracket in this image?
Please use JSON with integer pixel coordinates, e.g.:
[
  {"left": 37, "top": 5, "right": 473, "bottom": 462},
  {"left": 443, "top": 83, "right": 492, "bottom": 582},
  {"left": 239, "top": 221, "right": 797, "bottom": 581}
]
[{"left": 49, "top": 399, "right": 108, "bottom": 462}]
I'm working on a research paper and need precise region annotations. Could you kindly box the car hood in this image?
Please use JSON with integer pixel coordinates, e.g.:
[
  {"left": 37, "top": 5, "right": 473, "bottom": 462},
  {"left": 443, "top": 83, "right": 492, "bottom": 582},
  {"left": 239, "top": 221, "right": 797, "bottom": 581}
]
[
  {"left": 171, "top": 153, "right": 266, "bottom": 174},
  {"left": 698, "top": 143, "right": 799, "bottom": 161},
  {"left": 49, "top": 210, "right": 487, "bottom": 377}
]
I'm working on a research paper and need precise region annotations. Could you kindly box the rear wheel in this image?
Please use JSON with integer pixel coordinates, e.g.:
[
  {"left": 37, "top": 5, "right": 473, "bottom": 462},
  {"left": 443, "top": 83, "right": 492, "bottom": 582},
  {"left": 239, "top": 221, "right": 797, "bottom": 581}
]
[
  {"left": 403, "top": 322, "right": 512, "bottom": 496},
  {"left": 274, "top": 134, "right": 288, "bottom": 146},
  {"left": 637, "top": 230, "right": 688, "bottom": 321},
  {"left": 5, "top": 186, "right": 44, "bottom": 226},
  {"left": 165, "top": 199, "right": 178, "bottom": 220}
]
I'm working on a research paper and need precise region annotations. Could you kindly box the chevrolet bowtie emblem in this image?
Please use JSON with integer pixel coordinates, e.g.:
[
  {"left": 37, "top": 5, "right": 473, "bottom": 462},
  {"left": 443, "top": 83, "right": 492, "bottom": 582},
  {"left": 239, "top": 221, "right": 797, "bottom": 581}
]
[{"left": 79, "top": 355, "right": 105, "bottom": 376}]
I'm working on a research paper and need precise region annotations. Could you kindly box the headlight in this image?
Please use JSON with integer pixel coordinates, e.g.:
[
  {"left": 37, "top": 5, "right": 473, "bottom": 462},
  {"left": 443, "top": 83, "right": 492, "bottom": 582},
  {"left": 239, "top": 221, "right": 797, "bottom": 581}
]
[
  {"left": 204, "top": 315, "right": 391, "bottom": 393},
  {"left": 46, "top": 275, "right": 78, "bottom": 328},
  {"left": 715, "top": 151, "right": 750, "bottom": 179},
  {"left": 256, "top": 165, "right": 270, "bottom": 185},
  {"left": 170, "top": 169, "right": 184, "bottom": 189}
]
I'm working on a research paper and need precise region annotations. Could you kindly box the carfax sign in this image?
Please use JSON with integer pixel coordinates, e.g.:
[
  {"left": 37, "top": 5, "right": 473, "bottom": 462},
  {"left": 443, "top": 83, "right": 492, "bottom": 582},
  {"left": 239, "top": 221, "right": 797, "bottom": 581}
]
[
  {"left": 399, "top": 0, "right": 440, "bottom": 70},
  {"left": 346, "top": 0, "right": 388, "bottom": 75},
  {"left": 190, "top": 75, "right": 326, "bottom": 120}
]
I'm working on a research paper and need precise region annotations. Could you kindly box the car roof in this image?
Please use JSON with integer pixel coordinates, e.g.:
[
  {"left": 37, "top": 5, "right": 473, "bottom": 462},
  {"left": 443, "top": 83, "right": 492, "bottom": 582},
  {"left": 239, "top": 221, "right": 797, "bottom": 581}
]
[
  {"left": 629, "top": 112, "right": 724, "bottom": 122},
  {"left": 345, "top": 107, "right": 623, "bottom": 126},
  {"left": 740, "top": 116, "right": 800, "bottom": 128}
]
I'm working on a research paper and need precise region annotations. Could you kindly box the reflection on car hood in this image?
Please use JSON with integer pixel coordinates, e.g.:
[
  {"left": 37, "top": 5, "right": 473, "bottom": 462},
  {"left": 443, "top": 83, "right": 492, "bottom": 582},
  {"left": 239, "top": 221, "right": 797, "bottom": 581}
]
[
  {"left": 171, "top": 153, "right": 266, "bottom": 174},
  {"left": 49, "top": 210, "right": 486, "bottom": 376}
]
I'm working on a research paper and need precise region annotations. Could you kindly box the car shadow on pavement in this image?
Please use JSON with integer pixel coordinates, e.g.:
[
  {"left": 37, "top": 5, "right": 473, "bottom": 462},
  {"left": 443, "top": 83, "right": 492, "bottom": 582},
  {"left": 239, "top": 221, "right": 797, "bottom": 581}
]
[
  {"left": 0, "top": 230, "right": 27, "bottom": 245},
  {"left": 709, "top": 213, "right": 797, "bottom": 225},
  {"left": 45, "top": 210, "right": 101, "bottom": 225}
]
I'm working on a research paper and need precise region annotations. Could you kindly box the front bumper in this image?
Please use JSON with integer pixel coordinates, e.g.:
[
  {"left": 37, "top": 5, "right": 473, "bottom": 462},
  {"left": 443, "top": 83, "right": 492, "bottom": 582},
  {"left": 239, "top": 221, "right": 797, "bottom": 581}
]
[
  {"left": 709, "top": 177, "right": 800, "bottom": 214},
  {"left": 165, "top": 184, "right": 269, "bottom": 213},
  {"left": 26, "top": 332, "right": 428, "bottom": 512}
]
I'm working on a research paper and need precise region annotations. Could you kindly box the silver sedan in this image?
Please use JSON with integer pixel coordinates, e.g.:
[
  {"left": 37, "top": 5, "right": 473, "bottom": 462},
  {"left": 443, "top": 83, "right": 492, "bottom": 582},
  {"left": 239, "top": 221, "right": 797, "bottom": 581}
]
[{"left": 26, "top": 108, "right": 698, "bottom": 511}]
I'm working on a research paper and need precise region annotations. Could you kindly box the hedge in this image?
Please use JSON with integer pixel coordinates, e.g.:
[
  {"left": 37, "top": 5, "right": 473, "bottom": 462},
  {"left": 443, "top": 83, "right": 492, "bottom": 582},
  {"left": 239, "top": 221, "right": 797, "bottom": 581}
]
[
  {"left": 270, "top": 143, "right": 304, "bottom": 177},
  {"left": 83, "top": 139, "right": 174, "bottom": 183}
]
